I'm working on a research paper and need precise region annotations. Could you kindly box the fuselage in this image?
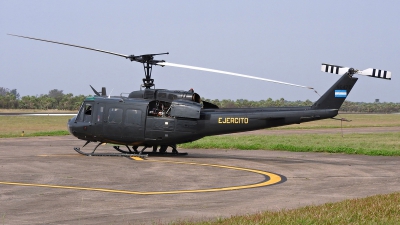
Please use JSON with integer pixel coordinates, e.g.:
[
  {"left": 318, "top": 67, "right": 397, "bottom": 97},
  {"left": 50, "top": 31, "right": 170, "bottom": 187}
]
[
  {"left": 69, "top": 72, "right": 359, "bottom": 148},
  {"left": 67, "top": 96, "right": 338, "bottom": 147}
]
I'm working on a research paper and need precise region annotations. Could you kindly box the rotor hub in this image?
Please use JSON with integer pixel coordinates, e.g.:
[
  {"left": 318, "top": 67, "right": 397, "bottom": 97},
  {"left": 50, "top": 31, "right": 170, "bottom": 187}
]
[{"left": 127, "top": 53, "right": 169, "bottom": 89}]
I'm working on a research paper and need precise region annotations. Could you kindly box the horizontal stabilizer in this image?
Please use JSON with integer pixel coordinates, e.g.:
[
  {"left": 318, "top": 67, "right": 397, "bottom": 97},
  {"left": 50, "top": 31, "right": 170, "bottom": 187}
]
[{"left": 321, "top": 63, "right": 391, "bottom": 80}]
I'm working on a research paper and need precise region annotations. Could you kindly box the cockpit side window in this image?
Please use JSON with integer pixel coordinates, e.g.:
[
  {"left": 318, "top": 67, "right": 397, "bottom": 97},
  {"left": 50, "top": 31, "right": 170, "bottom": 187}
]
[
  {"left": 83, "top": 103, "right": 93, "bottom": 123},
  {"left": 76, "top": 102, "right": 93, "bottom": 123},
  {"left": 84, "top": 105, "right": 92, "bottom": 115}
]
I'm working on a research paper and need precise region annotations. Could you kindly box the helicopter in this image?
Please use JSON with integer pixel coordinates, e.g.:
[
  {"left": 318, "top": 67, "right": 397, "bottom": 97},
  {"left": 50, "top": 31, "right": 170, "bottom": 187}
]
[{"left": 8, "top": 34, "right": 392, "bottom": 157}]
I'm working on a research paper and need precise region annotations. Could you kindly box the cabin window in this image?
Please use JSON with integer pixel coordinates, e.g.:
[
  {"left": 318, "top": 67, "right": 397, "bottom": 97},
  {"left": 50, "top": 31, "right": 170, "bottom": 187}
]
[
  {"left": 108, "top": 108, "right": 123, "bottom": 124},
  {"left": 125, "top": 109, "right": 142, "bottom": 126},
  {"left": 157, "top": 92, "right": 167, "bottom": 98},
  {"left": 168, "top": 94, "right": 177, "bottom": 100},
  {"left": 148, "top": 100, "right": 171, "bottom": 117}
]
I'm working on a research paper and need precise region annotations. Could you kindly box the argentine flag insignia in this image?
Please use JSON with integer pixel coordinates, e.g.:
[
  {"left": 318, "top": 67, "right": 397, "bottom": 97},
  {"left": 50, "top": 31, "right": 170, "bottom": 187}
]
[{"left": 335, "top": 90, "right": 347, "bottom": 98}]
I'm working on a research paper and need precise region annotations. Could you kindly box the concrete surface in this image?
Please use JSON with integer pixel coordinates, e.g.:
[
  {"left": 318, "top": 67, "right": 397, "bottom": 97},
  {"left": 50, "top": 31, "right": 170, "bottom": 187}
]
[{"left": 0, "top": 135, "right": 399, "bottom": 224}]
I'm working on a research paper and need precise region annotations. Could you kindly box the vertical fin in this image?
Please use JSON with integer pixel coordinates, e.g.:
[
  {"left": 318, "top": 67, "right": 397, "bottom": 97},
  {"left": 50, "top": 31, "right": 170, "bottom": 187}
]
[{"left": 312, "top": 74, "right": 358, "bottom": 110}]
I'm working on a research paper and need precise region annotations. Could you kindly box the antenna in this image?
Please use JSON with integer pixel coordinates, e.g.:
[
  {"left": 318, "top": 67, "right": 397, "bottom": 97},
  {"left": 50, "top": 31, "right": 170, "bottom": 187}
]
[{"left": 108, "top": 88, "right": 114, "bottom": 98}]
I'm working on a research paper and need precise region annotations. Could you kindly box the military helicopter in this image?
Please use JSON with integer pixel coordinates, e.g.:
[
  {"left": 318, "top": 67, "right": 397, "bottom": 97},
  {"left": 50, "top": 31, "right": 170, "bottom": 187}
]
[{"left": 9, "top": 34, "right": 392, "bottom": 157}]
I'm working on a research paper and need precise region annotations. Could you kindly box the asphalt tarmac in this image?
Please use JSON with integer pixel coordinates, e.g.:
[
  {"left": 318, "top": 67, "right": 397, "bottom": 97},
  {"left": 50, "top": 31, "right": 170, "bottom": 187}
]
[{"left": 0, "top": 135, "right": 399, "bottom": 224}]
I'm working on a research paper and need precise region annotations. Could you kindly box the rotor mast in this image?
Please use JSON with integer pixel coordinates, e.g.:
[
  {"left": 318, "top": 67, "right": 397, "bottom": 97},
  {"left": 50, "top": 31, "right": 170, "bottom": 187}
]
[{"left": 127, "top": 53, "right": 169, "bottom": 89}]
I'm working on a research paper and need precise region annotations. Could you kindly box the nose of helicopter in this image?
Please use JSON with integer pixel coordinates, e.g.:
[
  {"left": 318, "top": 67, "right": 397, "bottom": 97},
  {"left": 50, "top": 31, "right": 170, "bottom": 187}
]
[{"left": 67, "top": 116, "right": 77, "bottom": 136}]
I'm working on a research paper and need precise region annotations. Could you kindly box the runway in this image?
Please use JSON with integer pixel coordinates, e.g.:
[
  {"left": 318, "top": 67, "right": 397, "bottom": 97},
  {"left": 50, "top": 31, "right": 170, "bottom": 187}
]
[{"left": 1, "top": 136, "right": 399, "bottom": 224}]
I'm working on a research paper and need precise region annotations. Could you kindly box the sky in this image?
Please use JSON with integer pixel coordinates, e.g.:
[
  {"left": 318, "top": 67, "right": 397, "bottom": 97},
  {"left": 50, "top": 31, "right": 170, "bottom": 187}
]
[{"left": 1, "top": 1, "right": 399, "bottom": 103}]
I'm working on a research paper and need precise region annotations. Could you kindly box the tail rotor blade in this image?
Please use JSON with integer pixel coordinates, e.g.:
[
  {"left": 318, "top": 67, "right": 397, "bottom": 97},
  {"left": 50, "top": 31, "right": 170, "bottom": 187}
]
[
  {"left": 158, "top": 62, "right": 313, "bottom": 89},
  {"left": 358, "top": 68, "right": 392, "bottom": 80},
  {"left": 321, "top": 63, "right": 349, "bottom": 75}
]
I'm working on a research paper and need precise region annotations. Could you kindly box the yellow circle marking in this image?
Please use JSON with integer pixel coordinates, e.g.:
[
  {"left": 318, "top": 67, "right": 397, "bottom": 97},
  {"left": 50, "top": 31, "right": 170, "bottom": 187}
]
[{"left": 0, "top": 159, "right": 283, "bottom": 195}]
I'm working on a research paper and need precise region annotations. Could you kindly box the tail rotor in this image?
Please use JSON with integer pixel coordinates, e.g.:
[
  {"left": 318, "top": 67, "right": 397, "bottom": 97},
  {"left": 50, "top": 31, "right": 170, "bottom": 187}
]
[{"left": 321, "top": 63, "right": 391, "bottom": 80}]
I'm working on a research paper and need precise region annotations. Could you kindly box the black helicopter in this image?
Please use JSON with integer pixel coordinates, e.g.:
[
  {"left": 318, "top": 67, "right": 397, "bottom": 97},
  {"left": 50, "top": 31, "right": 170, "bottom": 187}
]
[{"left": 9, "top": 34, "right": 392, "bottom": 157}]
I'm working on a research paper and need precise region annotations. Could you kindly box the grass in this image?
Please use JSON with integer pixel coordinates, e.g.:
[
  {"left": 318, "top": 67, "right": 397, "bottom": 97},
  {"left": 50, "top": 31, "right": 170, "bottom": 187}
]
[
  {"left": 1, "top": 114, "right": 400, "bottom": 156},
  {"left": 0, "top": 109, "right": 77, "bottom": 113},
  {"left": 169, "top": 192, "right": 400, "bottom": 225},
  {"left": 272, "top": 114, "right": 400, "bottom": 129},
  {"left": 0, "top": 116, "right": 72, "bottom": 137},
  {"left": 0, "top": 130, "right": 70, "bottom": 138},
  {"left": 1, "top": 114, "right": 398, "bottom": 135},
  {"left": 179, "top": 132, "right": 400, "bottom": 156}
]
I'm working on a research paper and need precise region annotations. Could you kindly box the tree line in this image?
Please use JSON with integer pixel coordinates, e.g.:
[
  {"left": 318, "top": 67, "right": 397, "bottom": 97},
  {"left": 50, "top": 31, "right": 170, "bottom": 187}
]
[
  {"left": 0, "top": 87, "right": 399, "bottom": 113},
  {"left": 0, "top": 87, "right": 85, "bottom": 110}
]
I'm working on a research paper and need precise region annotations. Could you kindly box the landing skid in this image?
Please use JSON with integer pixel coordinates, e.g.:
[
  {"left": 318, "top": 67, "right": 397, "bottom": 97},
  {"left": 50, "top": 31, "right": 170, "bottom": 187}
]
[
  {"left": 143, "top": 151, "right": 188, "bottom": 156},
  {"left": 113, "top": 145, "right": 138, "bottom": 154},
  {"left": 74, "top": 142, "right": 186, "bottom": 158},
  {"left": 149, "top": 144, "right": 188, "bottom": 156},
  {"left": 113, "top": 146, "right": 187, "bottom": 156},
  {"left": 73, "top": 147, "right": 148, "bottom": 158}
]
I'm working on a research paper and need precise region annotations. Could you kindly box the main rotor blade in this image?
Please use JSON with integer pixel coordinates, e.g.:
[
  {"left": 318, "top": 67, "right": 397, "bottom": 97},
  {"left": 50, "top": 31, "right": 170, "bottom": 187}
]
[
  {"left": 89, "top": 85, "right": 101, "bottom": 96},
  {"left": 8, "top": 34, "right": 129, "bottom": 59},
  {"left": 158, "top": 62, "right": 313, "bottom": 89}
]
